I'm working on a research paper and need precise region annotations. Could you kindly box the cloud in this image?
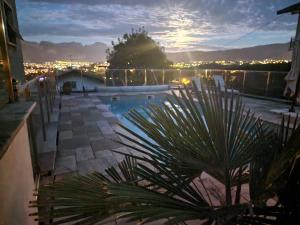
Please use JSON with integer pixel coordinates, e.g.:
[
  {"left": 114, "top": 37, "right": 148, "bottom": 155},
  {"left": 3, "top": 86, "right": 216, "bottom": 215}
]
[
  {"left": 26, "top": 0, "right": 161, "bottom": 6},
  {"left": 17, "top": 0, "right": 299, "bottom": 51},
  {"left": 22, "top": 23, "right": 104, "bottom": 36}
]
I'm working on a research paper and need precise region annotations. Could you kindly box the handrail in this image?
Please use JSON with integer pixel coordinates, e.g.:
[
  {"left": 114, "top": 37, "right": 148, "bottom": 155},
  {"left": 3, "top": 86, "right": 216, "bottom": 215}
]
[
  {"left": 18, "top": 76, "right": 39, "bottom": 93},
  {"left": 104, "top": 68, "right": 289, "bottom": 74}
]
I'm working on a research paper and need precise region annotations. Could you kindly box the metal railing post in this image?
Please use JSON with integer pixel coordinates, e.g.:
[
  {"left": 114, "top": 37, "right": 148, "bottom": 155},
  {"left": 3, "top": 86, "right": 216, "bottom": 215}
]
[
  {"left": 46, "top": 77, "right": 53, "bottom": 113},
  {"left": 80, "top": 69, "right": 84, "bottom": 92},
  {"left": 44, "top": 79, "right": 50, "bottom": 123},
  {"left": 36, "top": 79, "right": 46, "bottom": 141},
  {"left": 242, "top": 71, "right": 246, "bottom": 93},
  {"left": 144, "top": 69, "right": 147, "bottom": 86},
  {"left": 52, "top": 74, "right": 56, "bottom": 102},
  {"left": 162, "top": 69, "right": 165, "bottom": 85},
  {"left": 265, "top": 72, "right": 271, "bottom": 97},
  {"left": 48, "top": 74, "right": 53, "bottom": 105},
  {"left": 112, "top": 73, "right": 115, "bottom": 86},
  {"left": 124, "top": 69, "right": 128, "bottom": 86}
]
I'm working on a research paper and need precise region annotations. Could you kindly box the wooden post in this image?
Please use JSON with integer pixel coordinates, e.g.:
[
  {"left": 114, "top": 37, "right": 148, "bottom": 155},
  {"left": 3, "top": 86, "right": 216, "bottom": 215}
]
[{"left": 162, "top": 69, "right": 165, "bottom": 85}]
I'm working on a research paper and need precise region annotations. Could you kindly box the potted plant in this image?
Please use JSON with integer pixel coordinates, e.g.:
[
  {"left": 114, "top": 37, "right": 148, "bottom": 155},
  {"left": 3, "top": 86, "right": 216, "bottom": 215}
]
[{"left": 62, "top": 81, "right": 72, "bottom": 95}]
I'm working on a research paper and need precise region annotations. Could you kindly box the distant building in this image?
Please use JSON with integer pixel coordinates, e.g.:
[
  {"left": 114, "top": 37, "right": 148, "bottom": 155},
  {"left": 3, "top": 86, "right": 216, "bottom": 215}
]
[
  {"left": 57, "top": 69, "right": 104, "bottom": 92},
  {"left": 0, "top": 0, "right": 25, "bottom": 107}
]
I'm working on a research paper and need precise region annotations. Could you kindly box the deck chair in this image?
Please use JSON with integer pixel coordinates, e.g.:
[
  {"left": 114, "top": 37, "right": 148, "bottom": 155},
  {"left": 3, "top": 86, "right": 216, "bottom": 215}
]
[
  {"left": 213, "top": 75, "right": 239, "bottom": 94},
  {"left": 191, "top": 76, "right": 206, "bottom": 92}
]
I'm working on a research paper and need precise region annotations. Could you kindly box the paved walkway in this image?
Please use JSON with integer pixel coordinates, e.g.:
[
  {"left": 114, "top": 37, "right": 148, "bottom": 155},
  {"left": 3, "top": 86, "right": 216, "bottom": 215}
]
[
  {"left": 242, "top": 96, "right": 299, "bottom": 125},
  {"left": 54, "top": 92, "right": 300, "bottom": 180},
  {"left": 54, "top": 94, "right": 130, "bottom": 180},
  {"left": 171, "top": 90, "right": 299, "bottom": 125}
]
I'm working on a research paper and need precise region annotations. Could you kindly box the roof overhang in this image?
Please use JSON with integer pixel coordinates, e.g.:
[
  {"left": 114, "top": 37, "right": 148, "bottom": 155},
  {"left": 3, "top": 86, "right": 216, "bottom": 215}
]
[{"left": 277, "top": 2, "right": 300, "bottom": 15}]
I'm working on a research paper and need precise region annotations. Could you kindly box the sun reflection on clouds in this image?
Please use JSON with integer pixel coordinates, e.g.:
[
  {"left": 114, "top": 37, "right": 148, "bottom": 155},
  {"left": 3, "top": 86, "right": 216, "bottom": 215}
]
[
  {"left": 151, "top": 5, "right": 210, "bottom": 51},
  {"left": 17, "top": 0, "right": 298, "bottom": 51}
]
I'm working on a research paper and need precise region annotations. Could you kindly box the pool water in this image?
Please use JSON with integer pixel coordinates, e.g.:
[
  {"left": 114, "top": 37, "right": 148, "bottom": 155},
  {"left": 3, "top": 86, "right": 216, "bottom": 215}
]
[{"left": 100, "top": 94, "right": 169, "bottom": 140}]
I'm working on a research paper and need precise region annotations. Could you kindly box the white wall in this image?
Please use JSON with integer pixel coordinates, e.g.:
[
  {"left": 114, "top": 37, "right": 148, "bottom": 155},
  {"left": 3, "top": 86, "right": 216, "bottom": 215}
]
[
  {"left": 0, "top": 122, "right": 37, "bottom": 225},
  {"left": 96, "top": 85, "right": 170, "bottom": 92}
]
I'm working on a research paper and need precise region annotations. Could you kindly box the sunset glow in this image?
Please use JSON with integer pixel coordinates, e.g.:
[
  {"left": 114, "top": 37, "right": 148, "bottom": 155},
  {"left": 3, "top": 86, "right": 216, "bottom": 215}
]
[{"left": 16, "top": 0, "right": 298, "bottom": 51}]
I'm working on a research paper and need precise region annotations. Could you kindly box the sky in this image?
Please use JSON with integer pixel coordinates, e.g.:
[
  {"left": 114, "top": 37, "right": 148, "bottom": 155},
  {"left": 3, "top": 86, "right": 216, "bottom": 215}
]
[{"left": 16, "top": 0, "right": 300, "bottom": 52}]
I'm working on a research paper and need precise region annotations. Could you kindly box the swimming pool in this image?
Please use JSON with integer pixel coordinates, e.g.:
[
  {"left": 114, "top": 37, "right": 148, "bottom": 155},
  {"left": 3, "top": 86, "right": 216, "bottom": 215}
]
[{"left": 99, "top": 94, "right": 169, "bottom": 139}]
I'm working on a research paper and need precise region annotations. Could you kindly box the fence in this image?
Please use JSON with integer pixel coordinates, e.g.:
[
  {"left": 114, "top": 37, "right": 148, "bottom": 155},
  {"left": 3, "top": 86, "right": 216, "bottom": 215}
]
[
  {"left": 105, "top": 68, "right": 288, "bottom": 99},
  {"left": 18, "top": 72, "right": 58, "bottom": 178}
]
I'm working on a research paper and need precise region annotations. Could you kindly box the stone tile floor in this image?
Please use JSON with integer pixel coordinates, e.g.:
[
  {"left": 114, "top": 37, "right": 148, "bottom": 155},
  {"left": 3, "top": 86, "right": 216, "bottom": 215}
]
[
  {"left": 171, "top": 90, "right": 300, "bottom": 125},
  {"left": 54, "top": 94, "right": 130, "bottom": 179},
  {"left": 242, "top": 96, "right": 299, "bottom": 124},
  {"left": 54, "top": 92, "right": 300, "bottom": 180}
]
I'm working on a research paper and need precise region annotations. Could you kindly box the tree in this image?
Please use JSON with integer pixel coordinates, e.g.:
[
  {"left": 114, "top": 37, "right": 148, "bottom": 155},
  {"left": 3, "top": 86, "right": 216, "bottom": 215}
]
[
  {"left": 32, "top": 85, "right": 300, "bottom": 224},
  {"left": 106, "top": 28, "right": 172, "bottom": 69}
]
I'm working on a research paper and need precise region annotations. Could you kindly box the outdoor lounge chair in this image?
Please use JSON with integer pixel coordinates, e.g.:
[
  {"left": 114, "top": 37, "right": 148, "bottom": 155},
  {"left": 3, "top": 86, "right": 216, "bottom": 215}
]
[
  {"left": 213, "top": 75, "right": 239, "bottom": 94},
  {"left": 191, "top": 76, "right": 206, "bottom": 92}
]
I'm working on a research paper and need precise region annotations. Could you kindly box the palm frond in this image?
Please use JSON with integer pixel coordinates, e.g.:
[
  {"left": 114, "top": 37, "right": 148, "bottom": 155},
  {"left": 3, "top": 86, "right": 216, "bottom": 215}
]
[
  {"left": 118, "top": 84, "right": 266, "bottom": 205},
  {"left": 32, "top": 84, "right": 290, "bottom": 224},
  {"left": 32, "top": 156, "right": 137, "bottom": 224}
]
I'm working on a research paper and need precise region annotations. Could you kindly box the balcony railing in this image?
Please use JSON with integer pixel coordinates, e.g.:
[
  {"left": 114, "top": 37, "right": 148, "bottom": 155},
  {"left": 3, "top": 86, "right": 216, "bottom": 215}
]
[
  {"left": 104, "top": 68, "right": 288, "bottom": 100},
  {"left": 18, "top": 72, "right": 58, "bottom": 178}
]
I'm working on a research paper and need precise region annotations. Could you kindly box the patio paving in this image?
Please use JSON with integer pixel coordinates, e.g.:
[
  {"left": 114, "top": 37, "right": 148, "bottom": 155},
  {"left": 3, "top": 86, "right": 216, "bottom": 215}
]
[
  {"left": 242, "top": 96, "right": 300, "bottom": 125},
  {"left": 54, "top": 94, "right": 129, "bottom": 179},
  {"left": 171, "top": 90, "right": 300, "bottom": 125},
  {"left": 54, "top": 92, "right": 300, "bottom": 179}
]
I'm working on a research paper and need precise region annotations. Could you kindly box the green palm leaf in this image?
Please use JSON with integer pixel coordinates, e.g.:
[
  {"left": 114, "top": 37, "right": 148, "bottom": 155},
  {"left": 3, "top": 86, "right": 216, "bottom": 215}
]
[{"left": 32, "top": 84, "right": 275, "bottom": 224}]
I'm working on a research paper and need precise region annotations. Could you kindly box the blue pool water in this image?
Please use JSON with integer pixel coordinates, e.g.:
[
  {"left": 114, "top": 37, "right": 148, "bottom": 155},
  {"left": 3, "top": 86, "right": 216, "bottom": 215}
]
[{"left": 100, "top": 94, "right": 169, "bottom": 139}]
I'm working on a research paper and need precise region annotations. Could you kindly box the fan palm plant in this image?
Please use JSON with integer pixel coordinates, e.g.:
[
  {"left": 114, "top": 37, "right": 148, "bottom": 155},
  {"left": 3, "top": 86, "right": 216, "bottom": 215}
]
[{"left": 31, "top": 84, "right": 300, "bottom": 224}]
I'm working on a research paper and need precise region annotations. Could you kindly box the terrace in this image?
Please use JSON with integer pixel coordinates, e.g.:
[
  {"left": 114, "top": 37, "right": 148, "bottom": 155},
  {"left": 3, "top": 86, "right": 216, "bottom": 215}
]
[
  {"left": 1, "top": 63, "right": 299, "bottom": 224},
  {"left": 10, "top": 71, "right": 296, "bottom": 224},
  {"left": 1, "top": 1, "right": 300, "bottom": 224},
  {"left": 1, "top": 51, "right": 299, "bottom": 225},
  {"left": 17, "top": 69, "right": 299, "bottom": 182}
]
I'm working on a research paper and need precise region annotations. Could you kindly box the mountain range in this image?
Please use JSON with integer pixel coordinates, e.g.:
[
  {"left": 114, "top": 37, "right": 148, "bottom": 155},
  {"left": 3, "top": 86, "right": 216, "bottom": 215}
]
[
  {"left": 21, "top": 41, "right": 291, "bottom": 63},
  {"left": 22, "top": 41, "right": 107, "bottom": 63},
  {"left": 166, "top": 43, "right": 291, "bottom": 62}
]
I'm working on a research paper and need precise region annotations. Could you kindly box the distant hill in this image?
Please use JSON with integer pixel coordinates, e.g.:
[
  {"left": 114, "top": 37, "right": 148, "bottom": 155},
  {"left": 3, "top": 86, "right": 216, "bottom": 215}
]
[
  {"left": 166, "top": 43, "right": 291, "bottom": 63},
  {"left": 22, "top": 41, "right": 108, "bottom": 63},
  {"left": 22, "top": 41, "right": 291, "bottom": 63}
]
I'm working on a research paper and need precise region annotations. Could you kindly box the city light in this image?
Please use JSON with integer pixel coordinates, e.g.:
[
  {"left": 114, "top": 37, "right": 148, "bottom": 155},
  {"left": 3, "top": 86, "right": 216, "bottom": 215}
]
[
  {"left": 171, "top": 59, "right": 290, "bottom": 69},
  {"left": 24, "top": 61, "right": 109, "bottom": 81},
  {"left": 181, "top": 78, "right": 190, "bottom": 85},
  {"left": 23, "top": 59, "right": 290, "bottom": 82}
]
